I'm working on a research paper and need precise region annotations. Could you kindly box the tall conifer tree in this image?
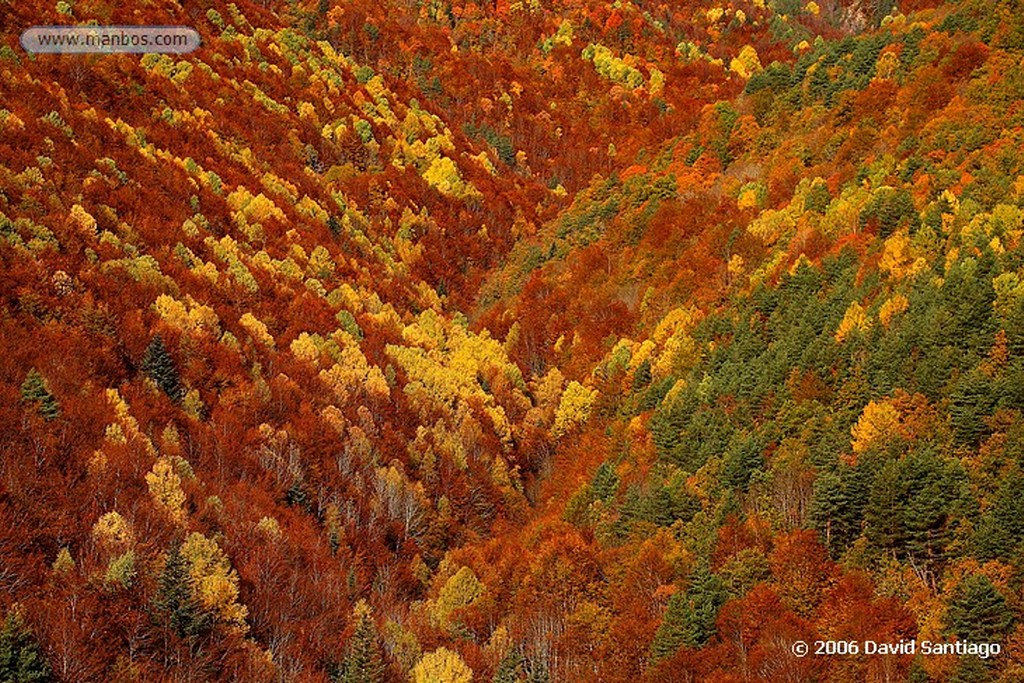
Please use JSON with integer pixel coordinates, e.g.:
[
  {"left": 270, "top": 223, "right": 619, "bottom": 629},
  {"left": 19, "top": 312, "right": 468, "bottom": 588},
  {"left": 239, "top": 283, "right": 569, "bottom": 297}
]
[
  {"left": 143, "top": 335, "right": 183, "bottom": 403},
  {"left": 0, "top": 607, "right": 51, "bottom": 683}
]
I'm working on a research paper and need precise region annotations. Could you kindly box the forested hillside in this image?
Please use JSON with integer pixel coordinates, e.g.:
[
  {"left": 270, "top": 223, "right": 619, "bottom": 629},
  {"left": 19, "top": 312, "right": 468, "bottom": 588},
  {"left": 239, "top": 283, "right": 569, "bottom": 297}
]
[{"left": 2, "top": 0, "right": 1024, "bottom": 681}]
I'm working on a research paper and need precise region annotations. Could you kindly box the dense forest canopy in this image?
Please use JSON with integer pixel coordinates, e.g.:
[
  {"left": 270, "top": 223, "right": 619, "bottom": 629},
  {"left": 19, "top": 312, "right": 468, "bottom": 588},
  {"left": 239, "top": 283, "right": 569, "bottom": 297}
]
[{"left": 3, "top": 0, "right": 1024, "bottom": 680}]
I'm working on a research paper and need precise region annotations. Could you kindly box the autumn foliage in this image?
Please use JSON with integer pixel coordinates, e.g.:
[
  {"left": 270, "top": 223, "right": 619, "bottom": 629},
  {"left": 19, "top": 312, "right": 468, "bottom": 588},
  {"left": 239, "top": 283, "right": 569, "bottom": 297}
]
[{"left": 2, "top": 0, "right": 1024, "bottom": 680}]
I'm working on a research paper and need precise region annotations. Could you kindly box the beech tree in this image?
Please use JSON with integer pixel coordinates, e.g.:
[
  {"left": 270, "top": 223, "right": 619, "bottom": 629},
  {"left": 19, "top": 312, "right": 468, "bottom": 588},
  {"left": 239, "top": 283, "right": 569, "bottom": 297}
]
[
  {"left": 4, "top": 0, "right": 1024, "bottom": 681},
  {"left": 411, "top": 647, "right": 472, "bottom": 683}
]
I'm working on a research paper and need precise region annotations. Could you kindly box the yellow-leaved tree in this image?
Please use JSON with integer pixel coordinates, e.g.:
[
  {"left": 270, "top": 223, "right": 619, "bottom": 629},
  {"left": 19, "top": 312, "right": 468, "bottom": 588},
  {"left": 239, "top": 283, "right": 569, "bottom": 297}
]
[
  {"left": 146, "top": 458, "right": 187, "bottom": 524},
  {"left": 835, "top": 301, "right": 872, "bottom": 343},
  {"left": 239, "top": 312, "right": 275, "bottom": 348},
  {"left": 431, "top": 566, "right": 484, "bottom": 630},
  {"left": 552, "top": 380, "right": 597, "bottom": 438},
  {"left": 878, "top": 294, "right": 909, "bottom": 329},
  {"left": 180, "top": 532, "right": 249, "bottom": 631},
  {"left": 422, "top": 156, "right": 466, "bottom": 197},
  {"left": 92, "top": 510, "right": 134, "bottom": 549},
  {"left": 307, "top": 244, "right": 335, "bottom": 279},
  {"left": 411, "top": 647, "right": 473, "bottom": 683},
  {"left": 730, "top": 45, "right": 762, "bottom": 79},
  {"left": 879, "top": 232, "right": 926, "bottom": 280},
  {"left": 851, "top": 399, "right": 902, "bottom": 457}
]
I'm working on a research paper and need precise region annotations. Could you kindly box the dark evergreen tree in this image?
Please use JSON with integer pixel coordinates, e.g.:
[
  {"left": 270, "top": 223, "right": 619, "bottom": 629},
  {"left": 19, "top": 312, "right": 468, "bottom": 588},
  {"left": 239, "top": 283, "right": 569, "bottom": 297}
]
[
  {"left": 949, "top": 656, "right": 992, "bottom": 683},
  {"left": 864, "top": 459, "right": 905, "bottom": 556},
  {"left": 1000, "top": 359, "right": 1024, "bottom": 412},
  {"left": 720, "top": 431, "right": 763, "bottom": 491},
  {"left": 631, "top": 359, "right": 652, "bottom": 392},
  {"left": 947, "top": 575, "right": 1014, "bottom": 642},
  {"left": 649, "top": 398, "right": 689, "bottom": 462},
  {"left": 638, "top": 376, "right": 673, "bottom": 412},
  {"left": 684, "top": 565, "right": 727, "bottom": 646},
  {"left": 650, "top": 564, "right": 726, "bottom": 661},
  {"left": 152, "top": 544, "right": 211, "bottom": 639},
  {"left": 19, "top": 369, "right": 59, "bottom": 421},
  {"left": 619, "top": 482, "right": 701, "bottom": 532},
  {"left": 524, "top": 658, "right": 549, "bottom": 683},
  {"left": 949, "top": 370, "right": 996, "bottom": 447},
  {"left": 672, "top": 408, "right": 733, "bottom": 472},
  {"left": 590, "top": 463, "right": 619, "bottom": 503},
  {"left": 859, "top": 188, "right": 919, "bottom": 237},
  {"left": 804, "top": 181, "right": 832, "bottom": 213},
  {"left": 942, "top": 253, "right": 998, "bottom": 361},
  {"left": 142, "top": 335, "right": 183, "bottom": 403},
  {"left": 0, "top": 608, "right": 52, "bottom": 683},
  {"left": 492, "top": 649, "right": 525, "bottom": 683},
  {"left": 904, "top": 454, "right": 973, "bottom": 573},
  {"left": 810, "top": 464, "right": 870, "bottom": 558},
  {"left": 1003, "top": 296, "right": 1024, "bottom": 358},
  {"left": 649, "top": 591, "right": 689, "bottom": 662},
  {"left": 866, "top": 450, "right": 972, "bottom": 573},
  {"left": 286, "top": 478, "right": 312, "bottom": 512},
  {"left": 335, "top": 610, "right": 385, "bottom": 683},
  {"left": 327, "top": 215, "right": 346, "bottom": 239},
  {"left": 907, "top": 660, "right": 931, "bottom": 683},
  {"left": 973, "top": 467, "right": 1024, "bottom": 560}
]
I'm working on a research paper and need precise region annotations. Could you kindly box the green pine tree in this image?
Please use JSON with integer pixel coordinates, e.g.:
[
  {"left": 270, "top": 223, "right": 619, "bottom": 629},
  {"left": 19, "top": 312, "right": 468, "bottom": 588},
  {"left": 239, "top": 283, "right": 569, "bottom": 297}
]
[
  {"left": 649, "top": 398, "right": 689, "bottom": 462},
  {"left": 650, "top": 564, "right": 726, "bottom": 662},
  {"left": 142, "top": 335, "right": 183, "bottom": 403},
  {"left": 335, "top": 610, "right": 385, "bottom": 683},
  {"left": 1004, "top": 297, "right": 1024, "bottom": 358},
  {"left": 631, "top": 359, "right": 652, "bottom": 392},
  {"left": 649, "top": 591, "right": 689, "bottom": 662},
  {"left": 0, "top": 607, "right": 52, "bottom": 683},
  {"left": 949, "top": 370, "right": 996, "bottom": 447},
  {"left": 590, "top": 463, "right": 619, "bottom": 503},
  {"left": 950, "top": 655, "right": 993, "bottom": 683},
  {"left": 492, "top": 649, "right": 524, "bottom": 683},
  {"left": 151, "top": 544, "right": 211, "bottom": 639},
  {"left": 974, "top": 467, "right": 1024, "bottom": 560},
  {"left": 811, "top": 464, "right": 870, "bottom": 558},
  {"left": 721, "top": 431, "right": 763, "bottom": 492},
  {"left": 524, "top": 658, "right": 549, "bottom": 683},
  {"left": 947, "top": 576, "right": 1014, "bottom": 643},
  {"left": 864, "top": 459, "right": 906, "bottom": 556},
  {"left": 866, "top": 450, "right": 972, "bottom": 572},
  {"left": 286, "top": 478, "right": 311, "bottom": 513},
  {"left": 682, "top": 565, "right": 727, "bottom": 648},
  {"left": 903, "top": 455, "right": 970, "bottom": 570},
  {"left": 19, "top": 369, "right": 59, "bottom": 421},
  {"left": 907, "top": 660, "right": 931, "bottom": 683}
]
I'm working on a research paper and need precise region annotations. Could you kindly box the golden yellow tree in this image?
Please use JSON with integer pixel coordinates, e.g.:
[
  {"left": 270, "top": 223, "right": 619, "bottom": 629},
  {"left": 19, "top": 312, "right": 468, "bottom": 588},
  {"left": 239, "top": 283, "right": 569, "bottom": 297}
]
[
  {"left": 851, "top": 399, "right": 902, "bottom": 456},
  {"left": 239, "top": 312, "right": 275, "bottom": 348},
  {"left": 146, "top": 458, "right": 187, "bottom": 524},
  {"left": 92, "top": 511, "right": 134, "bottom": 549},
  {"left": 552, "top": 380, "right": 597, "bottom": 438},
  {"left": 411, "top": 647, "right": 473, "bottom": 683},
  {"left": 878, "top": 294, "right": 909, "bottom": 329},
  {"left": 180, "top": 532, "right": 249, "bottom": 630},
  {"left": 431, "top": 566, "right": 484, "bottom": 630},
  {"left": 835, "top": 301, "right": 872, "bottom": 343},
  {"left": 730, "top": 45, "right": 762, "bottom": 79}
]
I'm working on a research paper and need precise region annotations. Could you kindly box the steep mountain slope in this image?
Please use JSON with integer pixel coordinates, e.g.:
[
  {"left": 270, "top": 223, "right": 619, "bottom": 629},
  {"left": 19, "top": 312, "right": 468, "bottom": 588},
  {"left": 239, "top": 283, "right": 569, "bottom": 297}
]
[
  {"left": 2, "top": 0, "right": 1024, "bottom": 681},
  {"left": 462, "top": 2, "right": 1024, "bottom": 681}
]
